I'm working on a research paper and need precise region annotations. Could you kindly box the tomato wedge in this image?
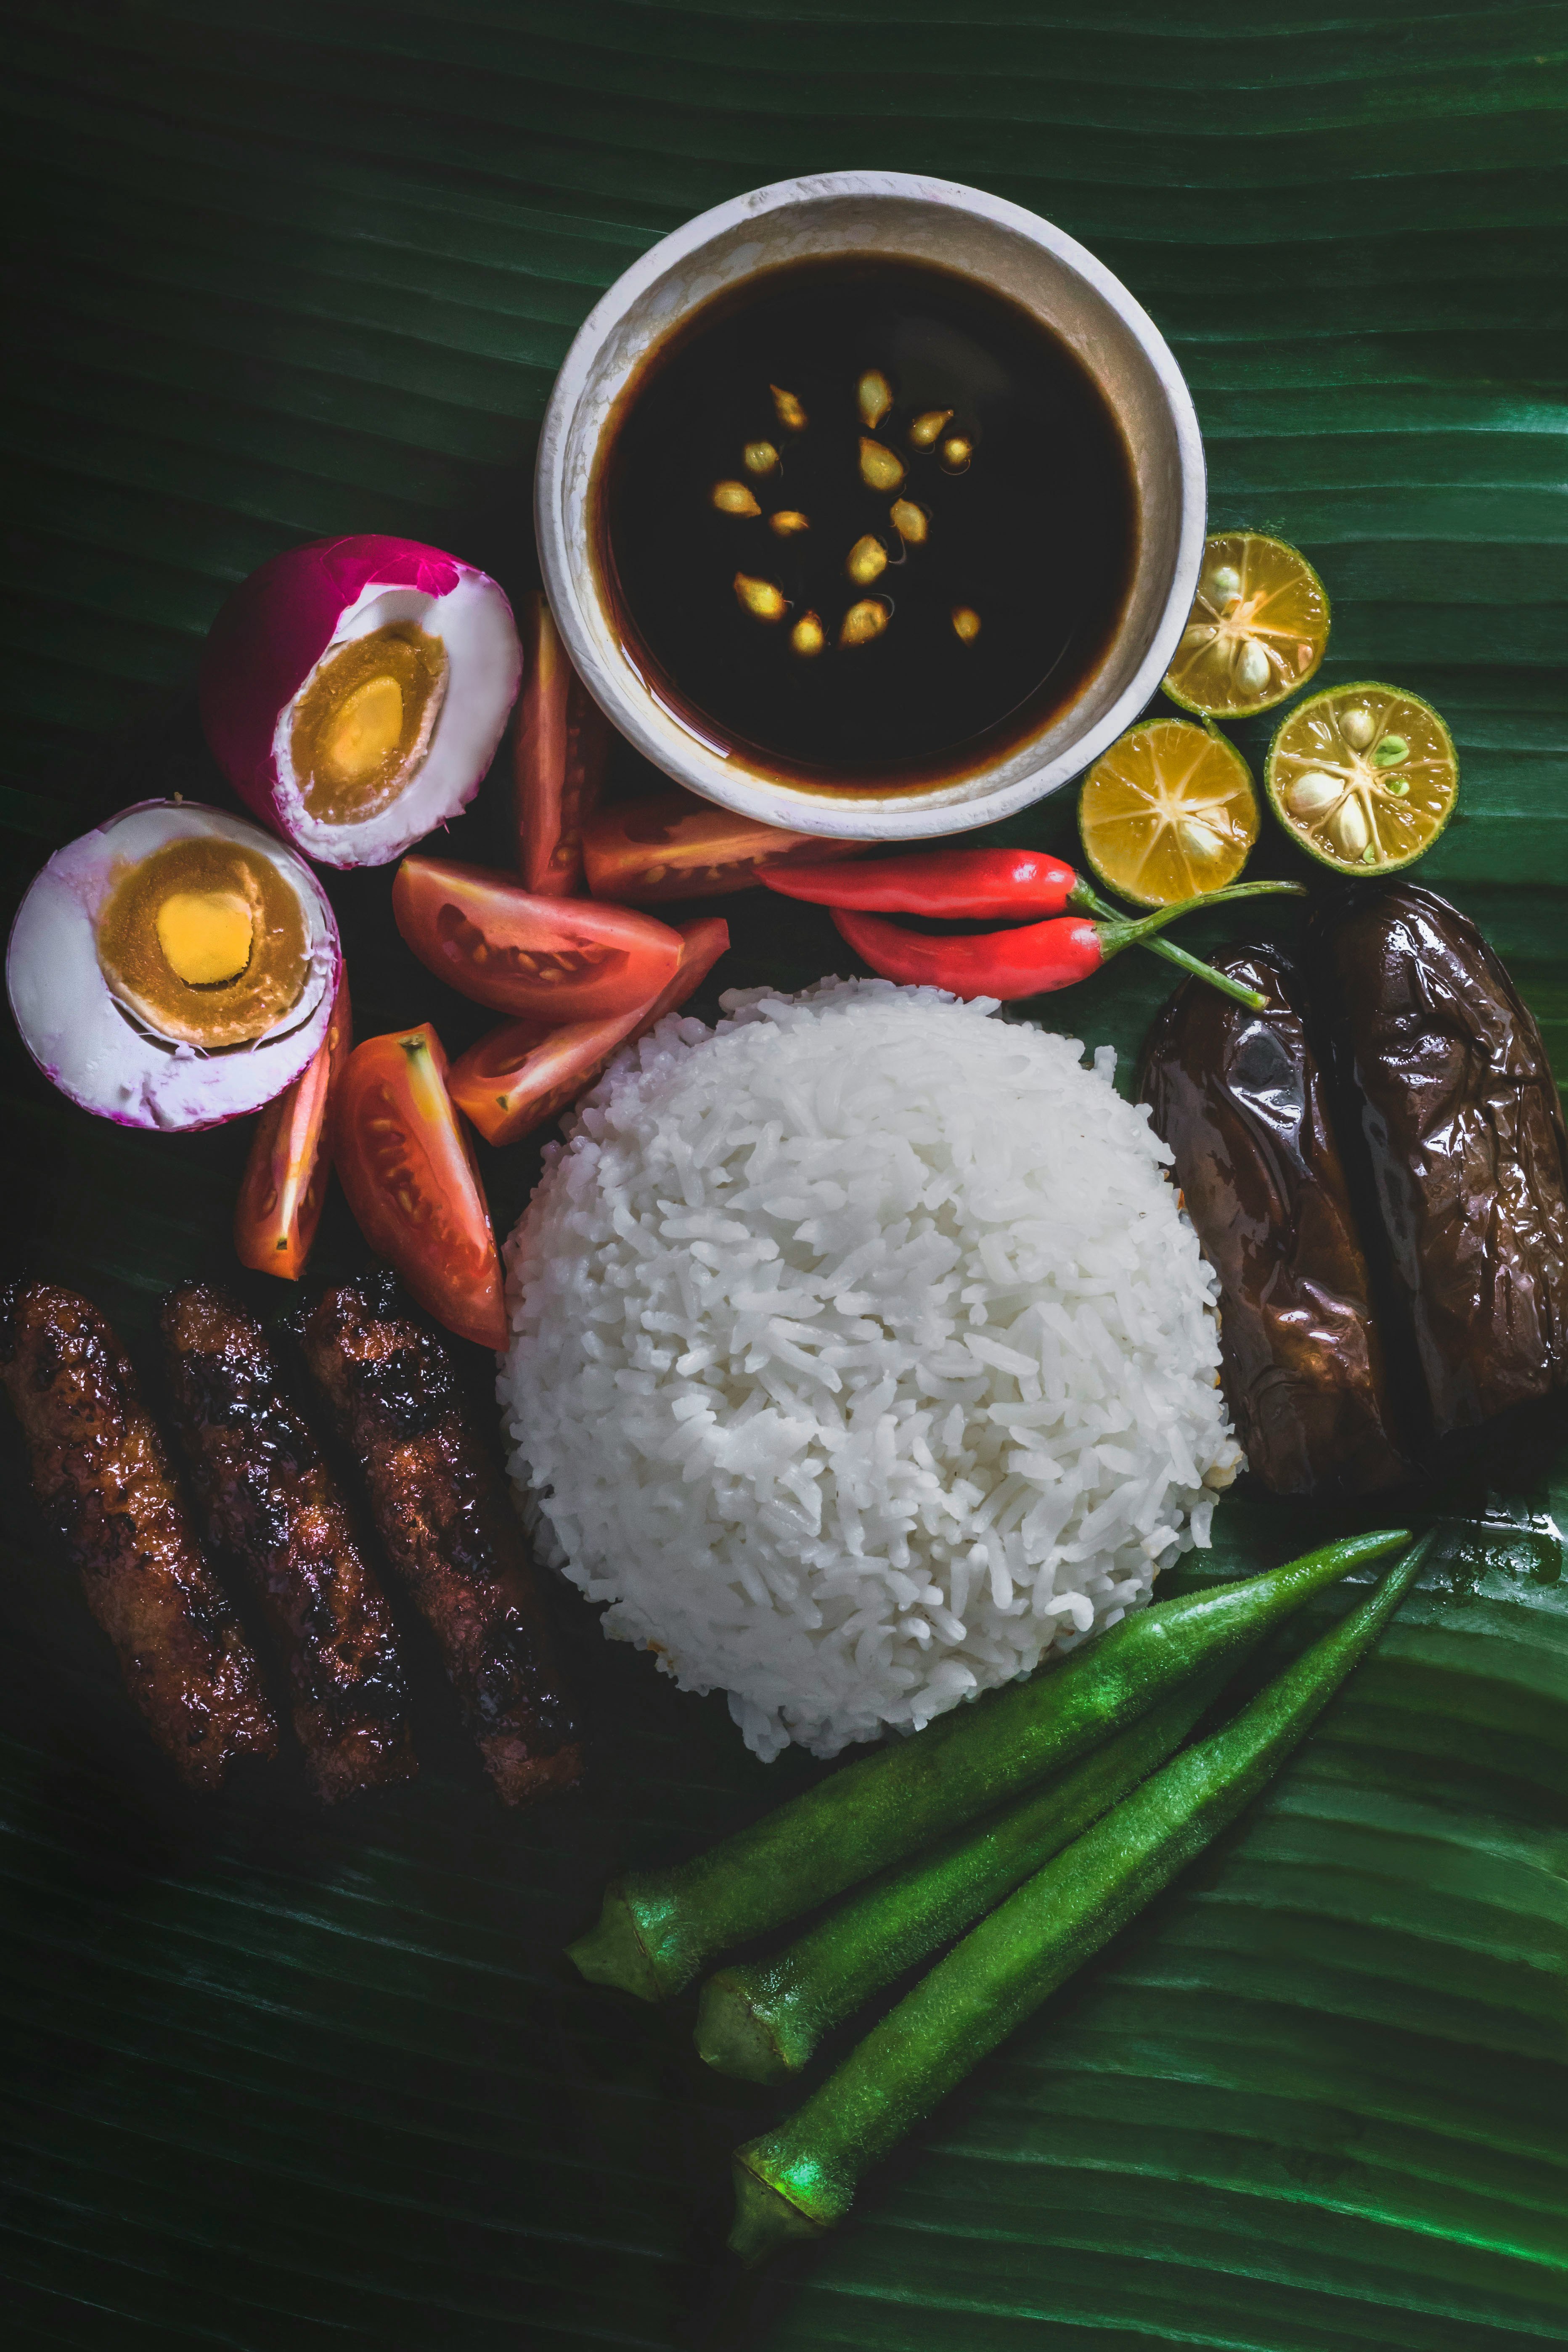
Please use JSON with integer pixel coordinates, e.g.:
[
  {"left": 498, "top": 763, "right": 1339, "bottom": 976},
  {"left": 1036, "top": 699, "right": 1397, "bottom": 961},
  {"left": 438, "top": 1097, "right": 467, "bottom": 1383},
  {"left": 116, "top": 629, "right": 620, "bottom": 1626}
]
[
  {"left": 514, "top": 592, "right": 609, "bottom": 898},
  {"left": 233, "top": 977, "right": 352, "bottom": 1281},
  {"left": 334, "top": 1022, "right": 506, "bottom": 1349},
  {"left": 448, "top": 916, "right": 730, "bottom": 1147},
  {"left": 583, "top": 789, "right": 862, "bottom": 905},
  {"left": 393, "top": 856, "right": 681, "bottom": 1023}
]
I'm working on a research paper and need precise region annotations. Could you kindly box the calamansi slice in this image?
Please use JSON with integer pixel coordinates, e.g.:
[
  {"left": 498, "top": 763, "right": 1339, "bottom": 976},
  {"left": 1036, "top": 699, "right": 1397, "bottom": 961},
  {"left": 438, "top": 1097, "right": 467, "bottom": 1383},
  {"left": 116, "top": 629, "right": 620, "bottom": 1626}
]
[
  {"left": 1266, "top": 681, "right": 1457, "bottom": 875},
  {"left": 1164, "top": 532, "right": 1330, "bottom": 720},
  {"left": 1079, "top": 718, "right": 1259, "bottom": 908}
]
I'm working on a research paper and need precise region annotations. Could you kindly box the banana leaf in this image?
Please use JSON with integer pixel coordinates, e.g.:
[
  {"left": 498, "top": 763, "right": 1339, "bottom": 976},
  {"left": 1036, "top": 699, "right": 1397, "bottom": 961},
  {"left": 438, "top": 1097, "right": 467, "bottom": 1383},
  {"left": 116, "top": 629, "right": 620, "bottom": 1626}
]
[{"left": 2, "top": 5, "right": 1565, "bottom": 2347}]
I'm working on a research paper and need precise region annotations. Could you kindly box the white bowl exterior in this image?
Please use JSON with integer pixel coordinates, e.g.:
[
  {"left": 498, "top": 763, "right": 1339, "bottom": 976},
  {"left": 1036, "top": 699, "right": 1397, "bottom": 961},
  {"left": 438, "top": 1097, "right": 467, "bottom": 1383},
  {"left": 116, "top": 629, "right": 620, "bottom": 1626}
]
[{"left": 536, "top": 172, "right": 1206, "bottom": 842}]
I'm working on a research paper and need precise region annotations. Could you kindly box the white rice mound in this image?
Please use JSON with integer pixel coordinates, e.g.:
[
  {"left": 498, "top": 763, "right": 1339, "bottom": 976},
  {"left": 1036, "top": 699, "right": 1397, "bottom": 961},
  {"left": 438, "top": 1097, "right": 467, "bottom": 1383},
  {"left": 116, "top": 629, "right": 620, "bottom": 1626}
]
[{"left": 499, "top": 978, "right": 1240, "bottom": 1762}]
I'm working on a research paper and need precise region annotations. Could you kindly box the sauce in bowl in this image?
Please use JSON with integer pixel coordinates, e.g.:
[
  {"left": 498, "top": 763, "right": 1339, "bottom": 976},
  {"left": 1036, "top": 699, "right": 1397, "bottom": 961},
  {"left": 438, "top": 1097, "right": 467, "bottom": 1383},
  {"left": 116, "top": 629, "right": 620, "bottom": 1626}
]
[{"left": 594, "top": 257, "right": 1138, "bottom": 793}]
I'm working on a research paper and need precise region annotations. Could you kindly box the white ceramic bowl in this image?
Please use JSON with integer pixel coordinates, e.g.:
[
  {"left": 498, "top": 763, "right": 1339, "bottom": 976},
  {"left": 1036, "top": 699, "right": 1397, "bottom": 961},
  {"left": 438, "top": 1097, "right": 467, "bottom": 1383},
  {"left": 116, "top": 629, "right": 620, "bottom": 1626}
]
[{"left": 535, "top": 171, "right": 1205, "bottom": 843}]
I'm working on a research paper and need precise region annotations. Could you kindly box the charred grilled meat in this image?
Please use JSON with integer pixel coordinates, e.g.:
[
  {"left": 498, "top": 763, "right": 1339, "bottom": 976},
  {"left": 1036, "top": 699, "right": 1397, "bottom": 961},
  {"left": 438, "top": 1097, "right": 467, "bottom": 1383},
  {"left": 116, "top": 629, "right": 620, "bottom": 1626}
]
[
  {"left": 1140, "top": 947, "right": 1411, "bottom": 1498},
  {"left": 160, "top": 1282, "right": 415, "bottom": 1803},
  {"left": 1309, "top": 882, "right": 1568, "bottom": 1436},
  {"left": 298, "top": 1272, "right": 583, "bottom": 1804},
  {"left": 0, "top": 1280, "right": 278, "bottom": 1787}
]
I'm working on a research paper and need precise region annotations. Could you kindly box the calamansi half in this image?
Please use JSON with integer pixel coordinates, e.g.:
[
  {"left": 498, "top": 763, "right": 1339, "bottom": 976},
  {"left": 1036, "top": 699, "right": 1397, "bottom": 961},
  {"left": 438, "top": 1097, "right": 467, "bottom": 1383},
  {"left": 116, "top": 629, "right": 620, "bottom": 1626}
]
[
  {"left": 1266, "top": 682, "right": 1458, "bottom": 874},
  {"left": 1164, "top": 532, "right": 1330, "bottom": 720},
  {"left": 1079, "top": 718, "right": 1260, "bottom": 908}
]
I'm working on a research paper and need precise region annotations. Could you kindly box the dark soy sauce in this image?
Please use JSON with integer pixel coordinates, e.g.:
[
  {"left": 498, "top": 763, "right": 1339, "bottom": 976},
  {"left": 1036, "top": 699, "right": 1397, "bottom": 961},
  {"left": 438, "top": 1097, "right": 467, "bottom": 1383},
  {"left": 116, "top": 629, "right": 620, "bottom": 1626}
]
[{"left": 596, "top": 257, "right": 1138, "bottom": 790}]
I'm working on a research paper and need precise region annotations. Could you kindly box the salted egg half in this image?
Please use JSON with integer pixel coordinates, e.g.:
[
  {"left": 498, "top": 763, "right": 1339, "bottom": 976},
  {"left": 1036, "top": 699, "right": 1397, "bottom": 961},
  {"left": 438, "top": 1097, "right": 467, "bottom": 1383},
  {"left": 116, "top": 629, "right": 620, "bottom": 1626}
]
[
  {"left": 8, "top": 800, "right": 341, "bottom": 1131},
  {"left": 199, "top": 534, "right": 523, "bottom": 869}
]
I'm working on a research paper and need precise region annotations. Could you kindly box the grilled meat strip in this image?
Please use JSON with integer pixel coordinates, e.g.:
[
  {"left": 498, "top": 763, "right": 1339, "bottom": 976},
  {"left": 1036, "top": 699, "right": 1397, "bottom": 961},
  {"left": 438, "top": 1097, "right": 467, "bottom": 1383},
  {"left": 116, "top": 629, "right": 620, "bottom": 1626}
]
[
  {"left": 160, "top": 1282, "right": 416, "bottom": 1804},
  {"left": 0, "top": 1280, "right": 278, "bottom": 1788},
  {"left": 1309, "top": 883, "right": 1568, "bottom": 1436},
  {"left": 298, "top": 1273, "right": 583, "bottom": 1804},
  {"left": 1140, "top": 947, "right": 1411, "bottom": 1498}
]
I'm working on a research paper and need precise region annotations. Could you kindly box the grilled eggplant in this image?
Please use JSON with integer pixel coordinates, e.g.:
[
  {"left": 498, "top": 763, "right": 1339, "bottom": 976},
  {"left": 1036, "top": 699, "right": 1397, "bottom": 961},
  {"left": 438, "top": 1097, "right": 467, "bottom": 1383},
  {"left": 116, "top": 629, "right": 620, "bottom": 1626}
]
[
  {"left": 1309, "top": 883, "right": 1568, "bottom": 1435},
  {"left": 1140, "top": 946, "right": 1410, "bottom": 1497}
]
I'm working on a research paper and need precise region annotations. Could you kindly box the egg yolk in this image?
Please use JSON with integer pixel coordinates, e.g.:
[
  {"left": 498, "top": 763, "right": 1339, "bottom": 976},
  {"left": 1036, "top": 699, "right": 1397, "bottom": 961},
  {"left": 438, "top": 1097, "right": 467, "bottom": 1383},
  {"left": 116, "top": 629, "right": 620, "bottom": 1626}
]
[
  {"left": 290, "top": 622, "right": 448, "bottom": 824},
  {"left": 96, "top": 837, "right": 311, "bottom": 1049}
]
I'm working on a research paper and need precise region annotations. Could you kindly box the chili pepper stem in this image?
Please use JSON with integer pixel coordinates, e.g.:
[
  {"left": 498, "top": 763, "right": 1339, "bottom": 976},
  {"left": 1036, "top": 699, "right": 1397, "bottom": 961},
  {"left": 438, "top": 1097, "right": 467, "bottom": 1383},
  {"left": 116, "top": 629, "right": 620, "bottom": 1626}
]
[
  {"left": 1137, "top": 936, "right": 1268, "bottom": 1009},
  {"left": 1097, "top": 879, "right": 1307, "bottom": 963},
  {"left": 1074, "top": 877, "right": 1265, "bottom": 1009},
  {"left": 1070, "top": 877, "right": 1303, "bottom": 1009}
]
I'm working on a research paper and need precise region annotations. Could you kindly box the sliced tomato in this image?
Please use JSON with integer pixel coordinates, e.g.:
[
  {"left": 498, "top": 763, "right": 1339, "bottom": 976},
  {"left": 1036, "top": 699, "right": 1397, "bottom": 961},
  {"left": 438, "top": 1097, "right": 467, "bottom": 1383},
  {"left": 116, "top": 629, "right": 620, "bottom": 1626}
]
[
  {"left": 334, "top": 1022, "right": 506, "bottom": 1349},
  {"left": 448, "top": 917, "right": 730, "bottom": 1148},
  {"left": 514, "top": 592, "right": 610, "bottom": 898},
  {"left": 635, "top": 914, "right": 730, "bottom": 1033},
  {"left": 447, "top": 1004, "right": 647, "bottom": 1148},
  {"left": 393, "top": 856, "right": 681, "bottom": 1022},
  {"left": 233, "top": 977, "right": 352, "bottom": 1282},
  {"left": 582, "top": 789, "right": 863, "bottom": 905}
]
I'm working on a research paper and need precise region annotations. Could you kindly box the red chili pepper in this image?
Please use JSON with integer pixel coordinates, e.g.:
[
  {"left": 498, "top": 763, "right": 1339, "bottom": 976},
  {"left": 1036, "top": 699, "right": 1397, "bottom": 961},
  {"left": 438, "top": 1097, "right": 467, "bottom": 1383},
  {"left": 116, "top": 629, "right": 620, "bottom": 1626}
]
[
  {"left": 834, "top": 879, "right": 1306, "bottom": 1005},
  {"left": 763, "top": 848, "right": 1086, "bottom": 920}
]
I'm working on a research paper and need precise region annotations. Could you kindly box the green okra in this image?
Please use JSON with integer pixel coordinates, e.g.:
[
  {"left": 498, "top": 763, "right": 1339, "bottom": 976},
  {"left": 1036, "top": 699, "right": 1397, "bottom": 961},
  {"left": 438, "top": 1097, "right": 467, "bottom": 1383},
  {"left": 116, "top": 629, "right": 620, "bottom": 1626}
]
[
  {"left": 568, "top": 1528, "right": 1410, "bottom": 2002},
  {"left": 729, "top": 1533, "right": 1431, "bottom": 2262},
  {"left": 695, "top": 1661, "right": 1236, "bottom": 2082}
]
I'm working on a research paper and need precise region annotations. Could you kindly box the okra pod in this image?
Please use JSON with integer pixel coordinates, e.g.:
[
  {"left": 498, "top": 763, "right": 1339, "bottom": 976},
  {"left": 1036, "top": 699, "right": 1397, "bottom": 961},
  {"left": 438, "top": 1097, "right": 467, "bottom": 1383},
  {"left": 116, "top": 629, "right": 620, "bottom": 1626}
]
[
  {"left": 730, "top": 1534, "right": 1430, "bottom": 2261},
  {"left": 695, "top": 1662, "right": 1238, "bottom": 2082},
  {"left": 569, "top": 1529, "right": 1410, "bottom": 2001}
]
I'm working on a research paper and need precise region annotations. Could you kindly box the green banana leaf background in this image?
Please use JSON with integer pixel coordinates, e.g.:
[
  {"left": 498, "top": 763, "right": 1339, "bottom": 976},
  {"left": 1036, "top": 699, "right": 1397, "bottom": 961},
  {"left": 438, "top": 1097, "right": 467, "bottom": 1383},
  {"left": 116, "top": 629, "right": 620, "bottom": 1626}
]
[{"left": 3, "top": 3, "right": 1567, "bottom": 2345}]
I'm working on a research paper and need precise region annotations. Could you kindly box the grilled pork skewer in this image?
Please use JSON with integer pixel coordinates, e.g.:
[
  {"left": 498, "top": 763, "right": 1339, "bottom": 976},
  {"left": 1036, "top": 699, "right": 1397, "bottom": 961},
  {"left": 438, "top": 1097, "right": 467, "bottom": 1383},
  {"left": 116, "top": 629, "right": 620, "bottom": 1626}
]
[
  {"left": 298, "top": 1272, "right": 584, "bottom": 1805},
  {"left": 0, "top": 1280, "right": 278, "bottom": 1788},
  {"left": 160, "top": 1282, "right": 416, "bottom": 1804}
]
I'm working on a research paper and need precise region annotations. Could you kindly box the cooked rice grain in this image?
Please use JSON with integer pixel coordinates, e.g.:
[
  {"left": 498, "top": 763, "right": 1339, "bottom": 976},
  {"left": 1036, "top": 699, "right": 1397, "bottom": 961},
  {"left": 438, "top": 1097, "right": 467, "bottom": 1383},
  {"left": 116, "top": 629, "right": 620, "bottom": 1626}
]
[{"left": 499, "top": 979, "right": 1239, "bottom": 1760}]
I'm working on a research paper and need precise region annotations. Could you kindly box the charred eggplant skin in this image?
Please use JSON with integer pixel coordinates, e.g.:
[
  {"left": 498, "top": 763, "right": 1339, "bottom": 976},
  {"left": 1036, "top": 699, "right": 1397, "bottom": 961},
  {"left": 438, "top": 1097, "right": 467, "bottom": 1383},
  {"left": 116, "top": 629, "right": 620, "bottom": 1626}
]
[
  {"left": 1140, "top": 947, "right": 1409, "bottom": 1497},
  {"left": 1310, "top": 883, "right": 1568, "bottom": 1435}
]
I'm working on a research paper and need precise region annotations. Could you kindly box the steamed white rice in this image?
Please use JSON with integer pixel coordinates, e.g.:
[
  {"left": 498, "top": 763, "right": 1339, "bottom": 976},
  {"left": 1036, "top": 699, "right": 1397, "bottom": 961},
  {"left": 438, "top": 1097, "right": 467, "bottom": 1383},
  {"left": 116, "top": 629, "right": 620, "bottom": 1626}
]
[{"left": 499, "top": 978, "right": 1240, "bottom": 1761}]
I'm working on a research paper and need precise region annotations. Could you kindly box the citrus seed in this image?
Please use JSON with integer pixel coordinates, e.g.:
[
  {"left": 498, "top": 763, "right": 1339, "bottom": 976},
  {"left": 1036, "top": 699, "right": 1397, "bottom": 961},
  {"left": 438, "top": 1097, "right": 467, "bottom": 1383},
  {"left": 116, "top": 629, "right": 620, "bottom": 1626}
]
[
  {"left": 1327, "top": 796, "right": 1371, "bottom": 859},
  {"left": 1234, "top": 639, "right": 1272, "bottom": 697},
  {"left": 734, "top": 573, "right": 787, "bottom": 622},
  {"left": 859, "top": 437, "right": 906, "bottom": 493},
  {"left": 712, "top": 480, "right": 761, "bottom": 516},
  {"left": 841, "top": 599, "right": 890, "bottom": 647},
  {"left": 1285, "top": 771, "right": 1343, "bottom": 822},
  {"left": 858, "top": 370, "right": 894, "bottom": 429}
]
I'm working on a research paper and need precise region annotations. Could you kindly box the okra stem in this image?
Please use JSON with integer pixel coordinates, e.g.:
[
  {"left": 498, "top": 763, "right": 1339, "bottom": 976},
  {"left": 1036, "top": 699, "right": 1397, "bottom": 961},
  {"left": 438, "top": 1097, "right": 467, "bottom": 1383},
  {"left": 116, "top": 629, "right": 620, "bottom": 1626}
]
[
  {"left": 696, "top": 1658, "right": 1238, "bottom": 2084},
  {"left": 729, "top": 1534, "right": 1430, "bottom": 2262},
  {"left": 567, "top": 1530, "right": 1410, "bottom": 2002}
]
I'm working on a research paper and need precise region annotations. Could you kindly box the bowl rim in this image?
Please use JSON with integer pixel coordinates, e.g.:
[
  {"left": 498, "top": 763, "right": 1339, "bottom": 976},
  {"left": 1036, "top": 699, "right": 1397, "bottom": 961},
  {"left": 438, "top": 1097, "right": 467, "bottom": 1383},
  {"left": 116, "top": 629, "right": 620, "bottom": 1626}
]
[{"left": 535, "top": 169, "right": 1207, "bottom": 842}]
